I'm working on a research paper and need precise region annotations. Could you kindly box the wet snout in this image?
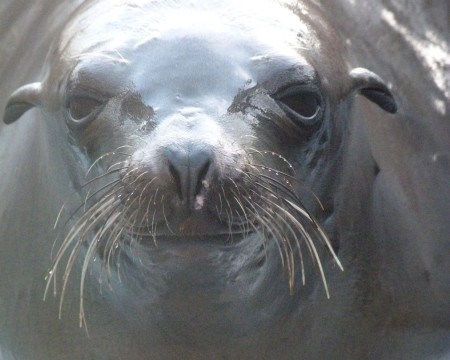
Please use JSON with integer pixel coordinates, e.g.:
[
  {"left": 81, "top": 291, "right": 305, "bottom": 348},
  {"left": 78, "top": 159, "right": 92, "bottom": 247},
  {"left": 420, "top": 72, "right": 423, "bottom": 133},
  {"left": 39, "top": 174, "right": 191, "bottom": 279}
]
[{"left": 164, "top": 141, "right": 213, "bottom": 210}]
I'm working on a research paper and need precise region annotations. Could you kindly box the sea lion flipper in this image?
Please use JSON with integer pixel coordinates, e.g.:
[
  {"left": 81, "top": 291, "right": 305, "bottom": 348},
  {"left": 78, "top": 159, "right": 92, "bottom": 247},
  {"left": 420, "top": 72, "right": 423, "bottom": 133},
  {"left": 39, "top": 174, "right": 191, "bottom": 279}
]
[
  {"left": 3, "top": 82, "right": 42, "bottom": 124},
  {"left": 349, "top": 68, "right": 397, "bottom": 114}
]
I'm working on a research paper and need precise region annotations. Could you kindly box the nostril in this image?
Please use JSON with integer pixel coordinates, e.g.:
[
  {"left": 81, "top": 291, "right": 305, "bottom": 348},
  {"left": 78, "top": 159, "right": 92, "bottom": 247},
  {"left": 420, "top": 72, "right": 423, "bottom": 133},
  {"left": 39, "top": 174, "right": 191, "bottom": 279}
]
[
  {"left": 165, "top": 143, "right": 214, "bottom": 208},
  {"left": 168, "top": 162, "right": 183, "bottom": 200},
  {"left": 195, "top": 160, "right": 211, "bottom": 196}
]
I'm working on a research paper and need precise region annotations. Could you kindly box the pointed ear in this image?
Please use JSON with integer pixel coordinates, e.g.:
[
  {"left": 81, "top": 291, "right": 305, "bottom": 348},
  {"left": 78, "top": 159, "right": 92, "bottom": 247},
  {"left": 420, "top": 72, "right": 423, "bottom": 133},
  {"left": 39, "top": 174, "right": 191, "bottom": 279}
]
[
  {"left": 3, "top": 82, "right": 43, "bottom": 124},
  {"left": 349, "top": 68, "right": 397, "bottom": 114}
]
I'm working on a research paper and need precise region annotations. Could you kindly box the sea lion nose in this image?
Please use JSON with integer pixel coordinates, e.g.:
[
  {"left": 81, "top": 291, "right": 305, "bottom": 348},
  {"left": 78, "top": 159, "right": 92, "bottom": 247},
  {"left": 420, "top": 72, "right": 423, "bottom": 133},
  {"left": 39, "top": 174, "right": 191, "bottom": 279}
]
[{"left": 165, "top": 143, "right": 213, "bottom": 208}]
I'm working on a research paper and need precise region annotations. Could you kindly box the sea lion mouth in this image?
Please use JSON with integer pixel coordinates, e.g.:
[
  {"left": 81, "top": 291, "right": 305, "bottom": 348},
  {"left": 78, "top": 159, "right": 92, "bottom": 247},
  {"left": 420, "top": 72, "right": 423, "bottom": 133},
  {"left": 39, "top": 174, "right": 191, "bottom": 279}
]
[
  {"left": 122, "top": 214, "right": 257, "bottom": 253},
  {"left": 129, "top": 230, "right": 258, "bottom": 260},
  {"left": 125, "top": 210, "right": 255, "bottom": 244},
  {"left": 130, "top": 227, "right": 254, "bottom": 242},
  {"left": 138, "top": 231, "right": 255, "bottom": 247}
]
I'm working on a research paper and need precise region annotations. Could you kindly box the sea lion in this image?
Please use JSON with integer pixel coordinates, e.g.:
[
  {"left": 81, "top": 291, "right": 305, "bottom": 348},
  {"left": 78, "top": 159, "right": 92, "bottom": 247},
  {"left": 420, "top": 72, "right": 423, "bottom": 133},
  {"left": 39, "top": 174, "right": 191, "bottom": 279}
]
[{"left": 1, "top": 0, "right": 449, "bottom": 359}]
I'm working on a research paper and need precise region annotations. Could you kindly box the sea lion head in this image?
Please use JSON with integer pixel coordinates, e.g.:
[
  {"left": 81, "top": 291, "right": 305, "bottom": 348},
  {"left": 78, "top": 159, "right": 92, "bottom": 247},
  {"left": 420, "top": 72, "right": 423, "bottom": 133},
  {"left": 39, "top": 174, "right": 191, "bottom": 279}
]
[{"left": 3, "top": 0, "right": 396, "bottom": 342}]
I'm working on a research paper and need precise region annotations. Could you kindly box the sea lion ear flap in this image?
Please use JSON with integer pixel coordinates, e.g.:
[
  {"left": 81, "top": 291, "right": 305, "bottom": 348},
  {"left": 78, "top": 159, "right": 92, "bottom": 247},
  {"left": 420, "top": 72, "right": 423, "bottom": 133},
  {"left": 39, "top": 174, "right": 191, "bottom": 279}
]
[
  {"left": 3, "top": 82, "right": 43, "bottom": 124},
  {"left": 349, "top": 68, "right": 397, "bottom": 114}
]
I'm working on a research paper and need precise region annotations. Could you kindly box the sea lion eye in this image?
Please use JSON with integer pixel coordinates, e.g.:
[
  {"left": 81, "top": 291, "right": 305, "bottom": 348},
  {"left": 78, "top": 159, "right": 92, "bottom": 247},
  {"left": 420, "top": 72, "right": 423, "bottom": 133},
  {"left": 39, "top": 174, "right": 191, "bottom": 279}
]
[
  {"left": 67, "top": 95, "right": 104, "bottom": 124},
  {"left": 275, "top": 86, "right": 322, "bottom": 127}
]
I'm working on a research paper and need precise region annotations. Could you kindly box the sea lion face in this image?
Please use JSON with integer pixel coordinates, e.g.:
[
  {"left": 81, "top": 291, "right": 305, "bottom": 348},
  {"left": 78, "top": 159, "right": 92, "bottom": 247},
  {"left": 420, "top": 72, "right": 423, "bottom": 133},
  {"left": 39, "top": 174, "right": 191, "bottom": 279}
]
[
  {"left": 4, "top": 0, "right": 396, "bottom": 337},
  {"left": 49, "top": 1, "right": 339, "bottom": 246}
]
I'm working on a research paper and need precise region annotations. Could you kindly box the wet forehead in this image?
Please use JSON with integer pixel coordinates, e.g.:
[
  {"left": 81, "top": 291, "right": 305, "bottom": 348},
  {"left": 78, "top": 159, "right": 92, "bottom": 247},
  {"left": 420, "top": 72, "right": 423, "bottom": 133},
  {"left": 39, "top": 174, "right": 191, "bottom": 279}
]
[{"left": 61, "top": 0, "right": 313, "bottom": 60}]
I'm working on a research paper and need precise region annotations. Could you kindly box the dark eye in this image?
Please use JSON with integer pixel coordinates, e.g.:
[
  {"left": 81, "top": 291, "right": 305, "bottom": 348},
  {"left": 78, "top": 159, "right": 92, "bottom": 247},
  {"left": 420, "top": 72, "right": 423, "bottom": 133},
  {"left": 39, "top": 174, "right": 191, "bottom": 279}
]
[
  {"left": 66, "top": 95, "right": 104, "bottom": 127},
  {"left": 69, "top": 97, "right": 102, "bottom": 120},
  {"left": 275, "top": 86, "right": 322, "bottom": 127},
  {"left": 280, "top": 93, "right": 319, "bottom": 118}
]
